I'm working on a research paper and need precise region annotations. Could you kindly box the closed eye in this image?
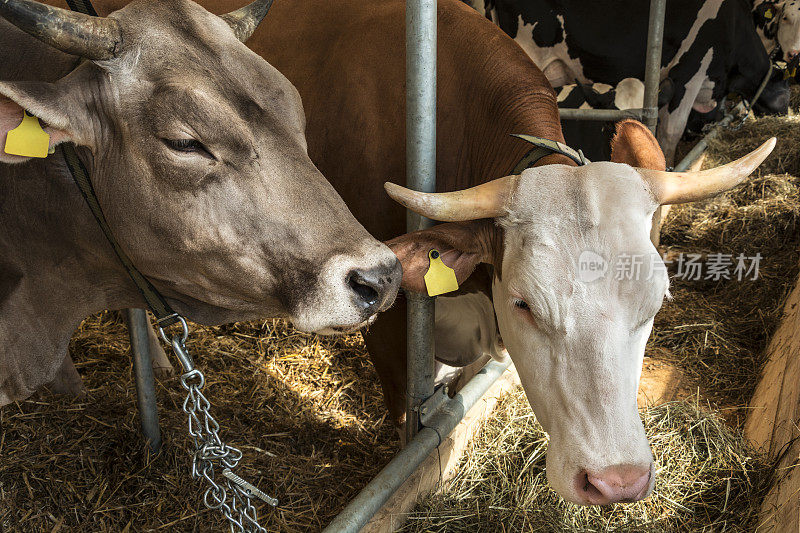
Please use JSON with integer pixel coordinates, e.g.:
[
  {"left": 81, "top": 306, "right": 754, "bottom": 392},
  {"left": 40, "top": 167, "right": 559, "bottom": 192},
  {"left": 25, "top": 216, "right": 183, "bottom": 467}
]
[
  {"left": 164, "top": 138, "right": 215, "bottom": 159},
  {"left": 513, "top": 299, "right": 530, "bottom": 311}
]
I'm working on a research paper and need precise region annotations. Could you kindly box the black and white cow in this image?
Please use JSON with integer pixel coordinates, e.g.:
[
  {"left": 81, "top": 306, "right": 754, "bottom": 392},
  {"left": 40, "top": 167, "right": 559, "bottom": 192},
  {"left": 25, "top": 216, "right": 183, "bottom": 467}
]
[
  {"left": 555, "top": 78, "right": 645, "bottom": 161},
  {"left": 752, "top": 0, "right": 800, "bottom": 61},
  {"left": 469, "top": 0, "right": 789, "bottom": 163}
]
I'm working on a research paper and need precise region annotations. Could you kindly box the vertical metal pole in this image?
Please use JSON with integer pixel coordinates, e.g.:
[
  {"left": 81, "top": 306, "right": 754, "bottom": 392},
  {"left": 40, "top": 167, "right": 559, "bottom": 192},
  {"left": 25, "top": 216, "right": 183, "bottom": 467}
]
[
  {"left": 125, "top": 308, "right": 162, "bottom": 454},
  {"left": 642, "top": 0, "right": 666, "bottom": 133},
  {"left": 405, "top": 0, "right": 437, "bottom": 444},
  {"left": 643, "top": 0, "right": 667, "bottom": 245}
]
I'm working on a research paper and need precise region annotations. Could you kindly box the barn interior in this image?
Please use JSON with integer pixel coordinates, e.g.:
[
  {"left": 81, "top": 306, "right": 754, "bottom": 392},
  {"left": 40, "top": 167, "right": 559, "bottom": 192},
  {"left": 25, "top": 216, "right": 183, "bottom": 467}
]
[{"left": 1, "top": 94, "right": 799, "bottom": 531}]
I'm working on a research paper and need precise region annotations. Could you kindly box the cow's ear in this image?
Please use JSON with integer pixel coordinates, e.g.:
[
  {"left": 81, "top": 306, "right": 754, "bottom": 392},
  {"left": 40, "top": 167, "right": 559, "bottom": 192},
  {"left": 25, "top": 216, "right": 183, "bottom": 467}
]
[
  {"left": 610, "top": 119, "right": 667, "bottom": 171},
  {"left": 0, "top": 81, "right": 82, "bottom": 164},
  {"left": 386, "top": 220, "right": 501, "bottom": 294}
]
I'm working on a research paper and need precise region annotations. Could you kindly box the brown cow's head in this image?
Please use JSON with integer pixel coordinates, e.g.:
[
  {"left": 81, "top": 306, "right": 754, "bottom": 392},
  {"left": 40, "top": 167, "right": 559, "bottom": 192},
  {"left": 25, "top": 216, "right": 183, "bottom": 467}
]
[
  {"left": 387, "top": 121, "right": 774, "bottom": 505},
  {"left": 0, "top": 0, "right": 401, "bottom": 333}
]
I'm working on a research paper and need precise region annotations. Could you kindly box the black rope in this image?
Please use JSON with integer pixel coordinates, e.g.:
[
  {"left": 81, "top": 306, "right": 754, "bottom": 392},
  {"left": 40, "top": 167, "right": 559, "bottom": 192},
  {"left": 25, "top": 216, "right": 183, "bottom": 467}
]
[
  {"left": 64, "top": 0, "right": 98, "bottom": 17},
  {"left": 61, "top": 0, "right": 179, "bottom": 325}
]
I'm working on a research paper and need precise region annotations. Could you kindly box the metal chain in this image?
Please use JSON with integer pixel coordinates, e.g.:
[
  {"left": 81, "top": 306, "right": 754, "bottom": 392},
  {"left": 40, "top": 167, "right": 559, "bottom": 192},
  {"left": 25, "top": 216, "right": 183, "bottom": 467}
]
[{"left": 157, "top": 315, "right": 277, "bottom": 533}]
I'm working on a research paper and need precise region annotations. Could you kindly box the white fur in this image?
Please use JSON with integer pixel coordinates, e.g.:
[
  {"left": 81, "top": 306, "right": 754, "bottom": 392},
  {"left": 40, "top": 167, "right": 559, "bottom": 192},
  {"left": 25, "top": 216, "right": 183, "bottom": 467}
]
[{"left": 490, "top": 163, "right": 668, "bottom": 504}]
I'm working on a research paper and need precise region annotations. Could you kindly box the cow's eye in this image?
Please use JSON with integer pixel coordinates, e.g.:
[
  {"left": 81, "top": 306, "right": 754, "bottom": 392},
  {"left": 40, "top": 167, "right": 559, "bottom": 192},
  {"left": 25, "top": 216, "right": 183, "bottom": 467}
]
[
  {"left": 164, "top": 138, "right": 214, "bottom": 159},
  {"left": 513, "top": 299, "right": 530, "bottom": 311}
]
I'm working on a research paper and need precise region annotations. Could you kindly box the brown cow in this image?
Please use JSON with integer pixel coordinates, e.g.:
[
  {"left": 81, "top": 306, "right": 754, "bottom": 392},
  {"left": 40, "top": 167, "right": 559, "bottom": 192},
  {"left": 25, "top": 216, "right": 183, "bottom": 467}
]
[
  {"left": 69, "top": 0, "right": 772, "bottom": 505},
  {"left": 0, "top": 0, "right": 402, "bottom": 406}
]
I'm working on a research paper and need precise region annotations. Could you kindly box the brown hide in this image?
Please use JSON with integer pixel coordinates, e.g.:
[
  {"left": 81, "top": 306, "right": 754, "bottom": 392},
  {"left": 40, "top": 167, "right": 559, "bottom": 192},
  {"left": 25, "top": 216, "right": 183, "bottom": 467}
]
[{"left": 60, "top": 0, "right": 573, "bottom": 423}]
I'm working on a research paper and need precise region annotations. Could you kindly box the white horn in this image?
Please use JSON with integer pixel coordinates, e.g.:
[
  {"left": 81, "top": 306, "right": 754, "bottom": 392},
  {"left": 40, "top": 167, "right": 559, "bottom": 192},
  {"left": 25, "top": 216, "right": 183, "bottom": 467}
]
[
  {"left": 638, "top": 137, "right": 776, "bottom": 205},
  {"left": 384, "top": 175, "right": 518, "bottom": 222}
]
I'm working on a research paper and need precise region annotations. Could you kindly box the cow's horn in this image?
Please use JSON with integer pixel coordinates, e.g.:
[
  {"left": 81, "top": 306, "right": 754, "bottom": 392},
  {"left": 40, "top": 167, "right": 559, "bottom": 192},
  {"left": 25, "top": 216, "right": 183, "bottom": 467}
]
[
  {"left": 638, "top": 137, "right": 776, "bottom": 205},
  {"left": 384, "top": 176, "right": 518, "bottom": 222},
  {"left": 0, "top": 0, "right": 121, "bottom": 60},
  {"left": 222, "top": 0, "right": 275, "bottom": 42}
]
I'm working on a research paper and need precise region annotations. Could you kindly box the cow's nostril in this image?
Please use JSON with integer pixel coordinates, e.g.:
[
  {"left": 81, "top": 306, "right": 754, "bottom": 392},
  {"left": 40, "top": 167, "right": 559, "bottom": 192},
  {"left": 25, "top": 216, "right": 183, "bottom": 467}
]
[
  {"left": 581, "top": 471, "right": 605, "bottom": 502},
  {"left": 347, "top": 270, "right": 380, "bottom": 308}
]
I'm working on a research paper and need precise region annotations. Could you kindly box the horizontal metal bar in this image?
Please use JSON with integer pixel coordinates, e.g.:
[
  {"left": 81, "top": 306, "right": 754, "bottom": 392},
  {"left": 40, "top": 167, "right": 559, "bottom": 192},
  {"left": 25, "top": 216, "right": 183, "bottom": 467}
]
[
  {"left": 322, "top": 359, "right": 512, "bottom": 533},
  {"left": 673, "top": 101, "right": 748, "bottom": 172},
  {"left": 559, "top": 108, "right": 644, "bottom": 121}
]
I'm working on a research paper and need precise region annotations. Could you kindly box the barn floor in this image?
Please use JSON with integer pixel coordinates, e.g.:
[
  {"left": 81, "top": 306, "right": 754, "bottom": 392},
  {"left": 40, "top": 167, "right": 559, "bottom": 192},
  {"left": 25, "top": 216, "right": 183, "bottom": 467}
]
[
  {"left": 0, "top": 317, "right": 399, "bottom": 532},
  {"left": 1, "top": 106, "right": 799, "bottom": 532}
]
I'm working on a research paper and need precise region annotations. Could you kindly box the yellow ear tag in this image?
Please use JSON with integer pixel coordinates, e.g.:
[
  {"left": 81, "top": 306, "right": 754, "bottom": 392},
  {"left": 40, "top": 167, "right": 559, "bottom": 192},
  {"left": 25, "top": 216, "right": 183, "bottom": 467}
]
[
  {"left": 4, "top": 110, "right": 50, "bottom": 159},
  {"left": 424, "top": 249, "right": 459, "bottom": 297},
  {"left": 765, "top": 8, "right": 773, "bottom": 18}
]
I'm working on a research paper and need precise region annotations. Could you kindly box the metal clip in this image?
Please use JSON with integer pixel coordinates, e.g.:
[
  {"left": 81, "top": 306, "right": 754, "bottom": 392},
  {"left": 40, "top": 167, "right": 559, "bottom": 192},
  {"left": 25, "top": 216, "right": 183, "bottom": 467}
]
[
  {"left": 157, "top": 313, "right": 189, "bottom": 345},
  {"left": 419, "top": 385, "right": 450, "bottom": 427}
]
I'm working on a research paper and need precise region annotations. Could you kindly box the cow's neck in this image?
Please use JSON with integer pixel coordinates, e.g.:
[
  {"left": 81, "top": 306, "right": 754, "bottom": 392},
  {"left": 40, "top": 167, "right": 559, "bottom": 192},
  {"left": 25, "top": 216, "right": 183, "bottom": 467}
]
[
  {"left": 439, "top": 31, "right": 577, "bottom": 189},
  {"left": 0, "top": 152, "right": 143, "bottom": 405}
]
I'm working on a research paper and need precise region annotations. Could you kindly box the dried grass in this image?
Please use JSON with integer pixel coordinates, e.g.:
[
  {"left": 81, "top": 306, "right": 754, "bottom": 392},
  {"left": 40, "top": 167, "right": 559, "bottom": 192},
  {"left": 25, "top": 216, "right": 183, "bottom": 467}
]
[
  {"left": 0, "top": 315, "right": 397, "bottom": 532},
  {"left": 401, "top": 390, "right": 774, "bottom": 533},
  {"left": 655, "top": 113, "right": 800, "bottom": 419}
]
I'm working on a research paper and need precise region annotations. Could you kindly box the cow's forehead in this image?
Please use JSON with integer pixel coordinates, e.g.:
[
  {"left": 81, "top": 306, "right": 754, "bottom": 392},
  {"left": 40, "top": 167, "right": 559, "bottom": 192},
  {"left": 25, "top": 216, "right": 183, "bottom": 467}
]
[
  {"left": 100, "top": 0, "right": 303, "bottom": 136},
  {"left": 109, "top": 0, "right": 281, "bottom": 82},
  {"left": 501, "top": 162, "right": 660, "bottom": 295},
  {"left": 508, "top": 162, "right": 655, "bottom": 227}
]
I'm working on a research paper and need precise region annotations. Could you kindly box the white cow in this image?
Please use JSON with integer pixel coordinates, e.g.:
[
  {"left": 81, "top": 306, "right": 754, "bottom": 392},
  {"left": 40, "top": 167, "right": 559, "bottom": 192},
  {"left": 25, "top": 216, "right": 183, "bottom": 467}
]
[{"left": 388, "top": 122, "right": 775, "bottom": 504}]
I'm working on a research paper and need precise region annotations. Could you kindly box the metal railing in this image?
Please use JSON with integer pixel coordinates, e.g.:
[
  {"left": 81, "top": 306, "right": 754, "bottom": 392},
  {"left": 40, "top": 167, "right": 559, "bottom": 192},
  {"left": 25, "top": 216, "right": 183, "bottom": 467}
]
[{"left": 404, "top": 0, "right": 438, "bottom": 445}]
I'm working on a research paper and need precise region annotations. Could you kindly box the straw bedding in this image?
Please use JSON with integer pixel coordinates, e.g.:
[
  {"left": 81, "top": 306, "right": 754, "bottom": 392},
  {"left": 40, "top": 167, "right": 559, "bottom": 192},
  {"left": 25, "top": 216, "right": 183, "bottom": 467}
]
[
  {"left": 0, "top": 317, "right": 398, "bottom": 531},
  {"left": 1, "top": 106, "right": 798, "bottom": 531},
  {"left": 401, "top": 391, "right": 774, "bottom": 532}
]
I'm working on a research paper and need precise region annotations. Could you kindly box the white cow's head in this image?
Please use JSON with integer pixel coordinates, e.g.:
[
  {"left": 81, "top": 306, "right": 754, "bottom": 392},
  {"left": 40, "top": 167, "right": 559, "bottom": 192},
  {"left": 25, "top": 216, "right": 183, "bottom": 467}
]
[
  {"left": 387, "top": 122, "right": 775, "bottom": 505},
  {"left": 777, "top": 1, "right": 800, "bottom": 60}
]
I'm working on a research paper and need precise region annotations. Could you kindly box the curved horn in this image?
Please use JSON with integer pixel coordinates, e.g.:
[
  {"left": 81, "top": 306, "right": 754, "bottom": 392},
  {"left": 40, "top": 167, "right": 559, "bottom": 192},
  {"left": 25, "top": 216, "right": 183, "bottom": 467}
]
[
  {"left": 0, "top": 0, "right": 121, "bottom": 60},
  {"left": 638, "top": 137, "right": 776, "bottom": 205},
  {"left": 384, "top": 176, "right": 518, "bottom": 222},
  {"left": 221, "top": 0, "right": 275, "bottom": 42}
]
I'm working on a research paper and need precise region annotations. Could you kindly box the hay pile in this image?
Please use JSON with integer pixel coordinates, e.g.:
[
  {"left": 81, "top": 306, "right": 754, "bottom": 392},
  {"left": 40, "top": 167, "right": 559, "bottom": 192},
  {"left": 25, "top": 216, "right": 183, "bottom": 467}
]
[
  {"left": 0, "top": 314, "right": 397, "bottom": 532},
  {"left": 655, "top": 113, "right": 800, "bottom": 418},
  {"left": 401, "top": 389, "right": 773, "bottom": 533}
]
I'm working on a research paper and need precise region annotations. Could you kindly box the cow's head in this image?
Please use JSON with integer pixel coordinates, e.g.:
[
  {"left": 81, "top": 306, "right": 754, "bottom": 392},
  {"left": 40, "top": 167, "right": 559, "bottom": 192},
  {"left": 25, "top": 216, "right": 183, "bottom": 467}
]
[
  {"left": 0, "top": 0, "right": 401, "bottom": 333},
  {"left": 777, "top": 1, "right": 800, "bottom": 61},
  {"left": 386, "top": 122, "right": 775, "bottom": 505}
]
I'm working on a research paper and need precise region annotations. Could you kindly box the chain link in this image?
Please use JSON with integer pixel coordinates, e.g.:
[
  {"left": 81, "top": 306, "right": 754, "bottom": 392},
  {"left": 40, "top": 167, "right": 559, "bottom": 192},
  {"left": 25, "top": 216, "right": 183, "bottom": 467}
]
[{"left": 158, "top": 315, "right": 277, "bottom": 533}]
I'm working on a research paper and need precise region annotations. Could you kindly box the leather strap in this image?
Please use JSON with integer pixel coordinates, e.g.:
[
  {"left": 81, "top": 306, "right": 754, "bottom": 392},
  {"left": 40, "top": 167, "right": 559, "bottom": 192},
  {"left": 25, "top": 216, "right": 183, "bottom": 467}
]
[{"left": 511, "top": 134, "right": 589, "bottom": 174}]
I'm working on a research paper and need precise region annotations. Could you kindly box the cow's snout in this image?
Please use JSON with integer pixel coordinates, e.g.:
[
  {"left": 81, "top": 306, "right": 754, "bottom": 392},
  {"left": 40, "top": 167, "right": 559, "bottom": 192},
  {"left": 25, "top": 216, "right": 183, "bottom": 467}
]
[
  {"left": 575, "top": 464, "right": 652, "bottom": 505},
  {"left": 346, "top": 258, "right": 402, "bottom": 313}
]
